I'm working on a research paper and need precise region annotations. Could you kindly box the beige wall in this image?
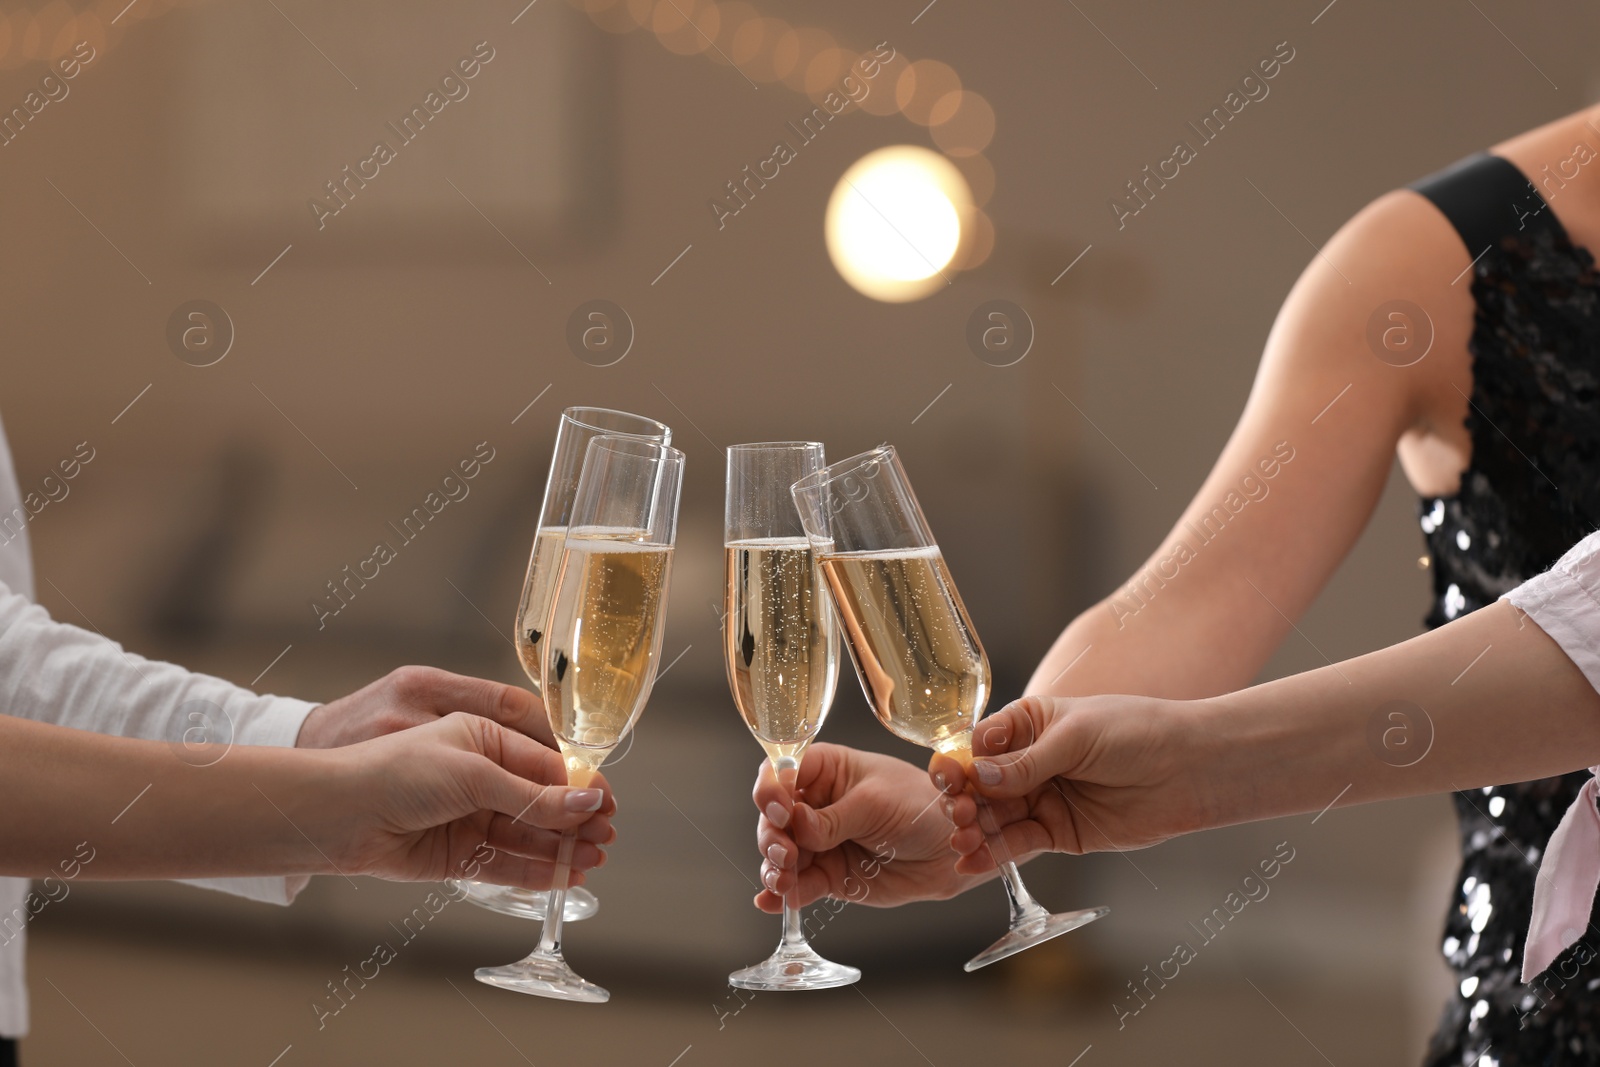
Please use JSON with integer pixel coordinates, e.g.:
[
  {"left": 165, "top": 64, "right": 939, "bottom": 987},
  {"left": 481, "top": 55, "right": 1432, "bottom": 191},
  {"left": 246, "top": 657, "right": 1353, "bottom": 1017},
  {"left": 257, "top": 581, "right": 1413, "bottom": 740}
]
[{"left": 3, "top": 0, "right": 1597, "bottom": 1061}]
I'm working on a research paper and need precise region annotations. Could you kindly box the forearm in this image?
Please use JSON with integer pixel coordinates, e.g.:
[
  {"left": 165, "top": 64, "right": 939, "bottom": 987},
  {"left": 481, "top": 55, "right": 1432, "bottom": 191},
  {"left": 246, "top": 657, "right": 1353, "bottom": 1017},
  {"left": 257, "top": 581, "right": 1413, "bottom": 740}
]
[
  {"left": 1027, "top": 600, "right": 1267, "bottom": 701},
  {"left": 1024, "top": 451, "right": 1389, "bottom": 703},
  {"left": 1027, "top": 192, "right": 1457, "bottom": 703},
  {"left": 0, "top": 714, "right": 347, "bottom": 880},
  {"left": 1197, "top": 601, "right": 1600, "bottom": 828}
]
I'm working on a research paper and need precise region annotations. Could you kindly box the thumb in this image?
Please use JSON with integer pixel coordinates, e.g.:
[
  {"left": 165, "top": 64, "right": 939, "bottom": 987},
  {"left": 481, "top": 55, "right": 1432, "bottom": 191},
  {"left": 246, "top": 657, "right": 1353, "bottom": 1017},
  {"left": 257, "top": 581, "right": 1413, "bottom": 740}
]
[
  {"left": 967, "top": 697, "right": 1066, "bottom": 798},
  {"left": 793, "top": 797, "right": 868, "bottom": 854},
  {"left": 790, "top": 761, "right": 877, "bottom": 853}
]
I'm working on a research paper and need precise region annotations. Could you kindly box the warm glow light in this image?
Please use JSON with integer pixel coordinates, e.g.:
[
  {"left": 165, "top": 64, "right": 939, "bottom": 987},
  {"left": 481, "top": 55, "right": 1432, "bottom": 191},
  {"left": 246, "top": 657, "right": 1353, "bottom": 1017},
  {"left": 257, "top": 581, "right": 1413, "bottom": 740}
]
[{"left": 825, "top": 145, "right": 973, "bottom": 303}]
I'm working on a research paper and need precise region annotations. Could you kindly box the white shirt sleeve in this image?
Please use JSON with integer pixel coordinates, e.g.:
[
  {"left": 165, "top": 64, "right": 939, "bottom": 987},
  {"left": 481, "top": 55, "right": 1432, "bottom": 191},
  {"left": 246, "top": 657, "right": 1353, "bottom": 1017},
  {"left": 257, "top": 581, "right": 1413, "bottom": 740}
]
[
  {"left": 0, "top": 578, "right": 317, "bottom": 904},
  {"left": 1503, "top": 529, "right": 1600, "bottom": 695}
]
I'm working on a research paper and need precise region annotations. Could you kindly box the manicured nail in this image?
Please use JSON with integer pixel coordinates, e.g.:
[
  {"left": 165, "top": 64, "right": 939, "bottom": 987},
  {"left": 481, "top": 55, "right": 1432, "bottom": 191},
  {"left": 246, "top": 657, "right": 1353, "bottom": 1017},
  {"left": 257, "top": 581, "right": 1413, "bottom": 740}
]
[
  {"left": 763, "top": 865, "right": 780, "bottom": 891},
  {"left": 566, "top": 789, "right": 604, "bottom": 812},
  {"left": 941, "top": 798, "right": 955, "bottom": 818},
  {"left": 767, "top": 842, "right": 790, "bottom": 868},
  {"left": 765, "top": 802, "right": 790, "bottom": 829},
  {"left": 933, "top": 772, "right": 949, "bottom": 793},
  {"left": 974, "top": 760, "right": 1002, "bottom": 786}
]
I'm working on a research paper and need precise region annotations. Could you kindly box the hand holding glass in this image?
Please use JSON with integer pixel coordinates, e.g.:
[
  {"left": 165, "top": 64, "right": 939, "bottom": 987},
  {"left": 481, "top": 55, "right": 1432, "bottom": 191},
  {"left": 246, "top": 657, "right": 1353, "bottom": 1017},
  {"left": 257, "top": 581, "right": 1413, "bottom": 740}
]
[
  {"left": 474, "top": 435, "right": 684, "bottom": 1003},
  {"left": 723, "top": 442, "right": 859, "bottom": 991},
  {"left": 460, "top": 407, "right": 669, "bottom": 924},
  {"left": 792, "top": 445, "right": 1109, "bottom": 972}
]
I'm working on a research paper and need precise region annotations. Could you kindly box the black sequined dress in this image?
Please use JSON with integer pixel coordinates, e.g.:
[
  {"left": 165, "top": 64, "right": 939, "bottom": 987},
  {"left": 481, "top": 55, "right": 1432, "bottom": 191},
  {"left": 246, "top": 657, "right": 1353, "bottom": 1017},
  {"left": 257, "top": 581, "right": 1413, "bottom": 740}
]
[{"left": 1410, "top": 153, "right": 1600, "bottom": 1066}]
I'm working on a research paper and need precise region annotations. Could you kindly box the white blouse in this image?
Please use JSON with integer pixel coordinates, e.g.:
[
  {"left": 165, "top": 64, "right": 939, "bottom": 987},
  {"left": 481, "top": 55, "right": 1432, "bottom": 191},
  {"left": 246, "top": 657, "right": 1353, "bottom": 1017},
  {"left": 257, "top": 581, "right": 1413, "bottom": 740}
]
[
  {"left": 1504, "top": 530, "right": 1600, "bottom": 693},
  {"left": 0, "top": 416, "right": 314, "bottom": 1037},
  {"left": 1502, "top": 529, "right": 1600, "bottom": 981}
]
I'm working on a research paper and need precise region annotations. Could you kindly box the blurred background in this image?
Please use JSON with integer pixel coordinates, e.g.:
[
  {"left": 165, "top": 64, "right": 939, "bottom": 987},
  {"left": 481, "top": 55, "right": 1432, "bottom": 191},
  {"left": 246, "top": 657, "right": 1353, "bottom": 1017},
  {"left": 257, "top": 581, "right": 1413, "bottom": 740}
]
[{"left": 2, "top": 0, "right": 1597, "bottom": 1062}]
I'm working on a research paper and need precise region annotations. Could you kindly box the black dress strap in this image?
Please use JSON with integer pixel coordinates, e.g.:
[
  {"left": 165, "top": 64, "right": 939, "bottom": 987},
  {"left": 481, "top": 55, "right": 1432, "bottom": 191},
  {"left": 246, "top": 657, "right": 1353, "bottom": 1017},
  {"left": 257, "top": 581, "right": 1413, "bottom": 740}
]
[{"left": 1408, "top": 152, "right": 1561, "bottom": 260}]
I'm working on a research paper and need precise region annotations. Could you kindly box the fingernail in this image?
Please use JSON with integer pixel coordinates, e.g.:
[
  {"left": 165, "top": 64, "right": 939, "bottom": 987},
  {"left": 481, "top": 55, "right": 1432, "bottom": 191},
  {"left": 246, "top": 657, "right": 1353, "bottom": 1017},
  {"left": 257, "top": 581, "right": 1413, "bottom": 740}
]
[
  {"left": 933, "top": 772, "right": 949, "bottom": 793},
  {"left": 566, "top": 789, "right": 604, "bottom": 812},
  {"left": 974, "top": 760, "right": 1002, "bottom": 786},
  {"left": 767, "top": 842, "right": 790, "bottom": 868},
  {"left": 765, "top": 802, "right": 790, "bottom": 829},
  {"left": 763, "top": 865, "right": 780, "bottom": 891}
]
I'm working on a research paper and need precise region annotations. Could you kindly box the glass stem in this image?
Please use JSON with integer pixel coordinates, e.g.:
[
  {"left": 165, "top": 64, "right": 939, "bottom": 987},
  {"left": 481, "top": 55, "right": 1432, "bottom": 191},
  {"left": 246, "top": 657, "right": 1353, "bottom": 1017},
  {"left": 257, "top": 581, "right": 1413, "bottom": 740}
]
[
  {"left": 535, "top": 830, "right": 577, "bottom": 956},
  {"left": 974, "top": 794, "right": 1049, "bottom": 928},
  {"left": 781, "top": 886, "right": 809, "bottom": 951},
  {"left": 775, "top": 755, "right": 812, "bottom": 954}
]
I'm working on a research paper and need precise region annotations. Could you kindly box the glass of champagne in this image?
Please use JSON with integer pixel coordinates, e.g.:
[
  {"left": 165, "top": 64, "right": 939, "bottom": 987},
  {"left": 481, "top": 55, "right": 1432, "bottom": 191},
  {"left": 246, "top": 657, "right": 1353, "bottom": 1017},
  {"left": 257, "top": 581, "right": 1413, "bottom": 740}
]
[
  {"left": 475, "top": 435, "right": 684, "bottom": 1003},
  {"left": 458, "top": 407, "right": 670, "bottom": 924},
  {"left": 791, "top": 444, "right": 1109, "bottom": 972},
  {"left": 723, "top": 442, "right": 860, "bottom": 991}
]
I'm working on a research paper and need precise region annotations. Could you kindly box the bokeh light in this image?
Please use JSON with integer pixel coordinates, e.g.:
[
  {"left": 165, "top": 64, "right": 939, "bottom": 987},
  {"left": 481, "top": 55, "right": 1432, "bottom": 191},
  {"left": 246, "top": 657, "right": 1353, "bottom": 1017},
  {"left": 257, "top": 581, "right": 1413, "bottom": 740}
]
[
  {"left": 781, "top": 27, "right": 833, "bottom": 92},
  {"left": 583, "top": 0, "right": 645, "bottom": 35},
  {"left": 931, "top": 90, "right": 995, "bottom": 157},
  {"left": 0, "top": 13, "right": 17, "bottom": 71},
  {"left": 802, "top": 45, "right": 847, "bottom": 98},
  {"left": 825, "top": 145, "right": 974, "bottom": 303},
  {"left": 952, "top": 208, "right": 995, "bottom": 271},
  {"left": 731, "top": 15, "right": 788, "bottom": 80},
  {"left": 857, "top": 58, "right": 906, "bottom": 117},
  {"left": 708, "top": 1, "right": 756, "bottom": 65},
  {"left": 764, "top": 22, "right": 800, "bottom": 82},
  {"left": 894, "top": 58, "right": 960, "bottom": 126},
  {"left": 652, "top": 0, "right": 719, "bottom": 56},
  {"left": 954, "top": 152, "right": 996, "bottom": 207}
]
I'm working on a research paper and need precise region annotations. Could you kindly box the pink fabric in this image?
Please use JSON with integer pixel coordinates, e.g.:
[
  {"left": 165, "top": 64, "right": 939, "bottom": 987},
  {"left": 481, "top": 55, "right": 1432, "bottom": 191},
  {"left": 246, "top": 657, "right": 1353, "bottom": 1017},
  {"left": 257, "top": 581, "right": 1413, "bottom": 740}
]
[
  {"left": 1524, "top": 769, "right": 1600, "bottom": 981},
  {"left": 1505, "top": 530, "right": 1600, "bottom": 981}
]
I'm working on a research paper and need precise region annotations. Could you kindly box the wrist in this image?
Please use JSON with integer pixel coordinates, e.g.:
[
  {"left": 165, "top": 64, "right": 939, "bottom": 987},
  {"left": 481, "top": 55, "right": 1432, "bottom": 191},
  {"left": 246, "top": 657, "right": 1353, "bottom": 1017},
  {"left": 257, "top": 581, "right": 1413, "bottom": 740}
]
[
  {"left": 263, "top": 744, "right": 369, "bottom": 876},
  {"left": 1192, "top": 686, "right": 1363, "bottom": 827},
  {"left": 1150, "top": 697, "right": 1236, "bottom": 835},
  {"left": 294, "top": 703, "right": 334, "bottom": 748}
]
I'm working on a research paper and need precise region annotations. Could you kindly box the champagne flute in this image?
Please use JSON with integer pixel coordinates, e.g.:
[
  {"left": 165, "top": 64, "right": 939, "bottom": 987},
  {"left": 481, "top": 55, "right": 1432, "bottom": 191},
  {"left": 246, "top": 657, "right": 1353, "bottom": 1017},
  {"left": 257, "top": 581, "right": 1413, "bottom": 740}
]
[
  {"left": 791, "top": 444, "right": 1109, "bottom": 972},
  {"left": 459, "top": 406, "right": 670, "bottom": 924},
  {"left": 724, "top": 442, "right": 860, "bottom": 991},
  {"left": 475, "top": 435, "right": 684, "bottom": 1003}
]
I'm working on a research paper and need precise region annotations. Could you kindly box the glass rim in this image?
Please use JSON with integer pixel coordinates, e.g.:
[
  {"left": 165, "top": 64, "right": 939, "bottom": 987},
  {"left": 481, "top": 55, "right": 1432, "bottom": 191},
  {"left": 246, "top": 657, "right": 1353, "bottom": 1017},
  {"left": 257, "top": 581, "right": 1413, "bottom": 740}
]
[
  {"left": 561, "top": 405, "right": 671, "bottom": 439},
  {"left": 585, "top": 433, "right": 686, "bottom": 465},
  {"left": 726, "top": 440, "right": 825, "bottom": 453},
  {"left": 790, "top": 443, "right": 894, "bottom": 496}
]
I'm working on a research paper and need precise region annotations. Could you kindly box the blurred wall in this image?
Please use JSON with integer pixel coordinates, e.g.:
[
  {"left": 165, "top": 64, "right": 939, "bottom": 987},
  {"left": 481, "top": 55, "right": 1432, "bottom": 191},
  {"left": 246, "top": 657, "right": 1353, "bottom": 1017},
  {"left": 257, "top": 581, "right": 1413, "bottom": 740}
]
[
  {"left": 5, "top": 0, "right": 1595, "bottom": 682},
  {"left": 4, "top": 0, "right": 1599, "bottom": 1062}
]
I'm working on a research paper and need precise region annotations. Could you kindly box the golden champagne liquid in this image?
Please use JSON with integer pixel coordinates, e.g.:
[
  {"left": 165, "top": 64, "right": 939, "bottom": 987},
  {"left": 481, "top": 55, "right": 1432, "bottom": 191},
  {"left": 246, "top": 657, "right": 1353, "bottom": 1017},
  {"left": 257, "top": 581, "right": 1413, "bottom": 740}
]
[
  {"left": 818, "top": 547, "right": 988, "bottom": 756},
  {"left": 513, "top": 525, "right": 566, "bottom": 697},
  {"left": 542, "top": 530, "right": 673, "bottom": 786},
  {"left": 723, "top": 538, "right": 840, "bottom": 767}
]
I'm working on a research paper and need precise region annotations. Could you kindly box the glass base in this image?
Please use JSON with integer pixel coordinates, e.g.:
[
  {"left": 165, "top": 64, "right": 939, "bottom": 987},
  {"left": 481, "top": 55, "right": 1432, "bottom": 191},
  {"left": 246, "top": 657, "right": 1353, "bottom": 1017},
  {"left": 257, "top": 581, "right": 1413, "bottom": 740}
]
[
  {"left": 963, "top": 906, "right": 1110, "bottom": 973},
  {"left": 455, "top": 881, "right": 599, "bottom": 922},
  {"left": 474, "top": 952, "right": 610, "bottom": 1003},
  {"left": 729, "top": 943, "right": 861, "bottom": 991}
]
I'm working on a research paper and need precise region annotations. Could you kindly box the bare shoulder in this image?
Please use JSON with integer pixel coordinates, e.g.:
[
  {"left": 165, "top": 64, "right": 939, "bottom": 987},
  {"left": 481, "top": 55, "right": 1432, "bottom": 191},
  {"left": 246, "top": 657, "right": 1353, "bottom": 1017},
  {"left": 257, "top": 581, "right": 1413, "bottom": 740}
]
[
  {"left": 1255, "top": 183, "right": 1475, "bottom": 482},
  {"left": 1312, "top": 186, "right": 1477, "bottom": 332}
]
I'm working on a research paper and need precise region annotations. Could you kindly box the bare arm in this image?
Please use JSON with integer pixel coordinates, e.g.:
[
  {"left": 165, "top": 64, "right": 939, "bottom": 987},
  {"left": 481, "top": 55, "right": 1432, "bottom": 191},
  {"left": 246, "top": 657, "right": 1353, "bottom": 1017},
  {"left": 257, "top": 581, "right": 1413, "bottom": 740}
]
[
  {"left": 0, "top": 712, "right": 615, "bottom": 886},
  {"left": 753, "top": 187, "right": 1482, "bottom": 905},
  {"left": 945, "top": 600, "right": 1600, "bottom": 867},
  {"left": 1209, "top": 600, "right": 1600, "bottom": 823},
  {"left": 1029, "top": 189, "right": 1475, "bottom": 698}
]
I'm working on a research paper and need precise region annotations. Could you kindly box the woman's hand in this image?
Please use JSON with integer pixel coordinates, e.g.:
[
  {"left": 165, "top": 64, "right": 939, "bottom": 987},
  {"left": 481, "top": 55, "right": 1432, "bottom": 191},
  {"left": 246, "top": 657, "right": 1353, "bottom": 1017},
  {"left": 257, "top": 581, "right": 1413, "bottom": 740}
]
[
  {"left": 751, "top": 743, "right": 991, "bottom": 911},
  {"left": 929, "top": 695, "right": 1216, "bottom": 875},
  {"left": 296, "top": 666, "right": 555, "bottom": 750},
  {"left": 328, "top": 713, "right": 616, "bottom": 888}
]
